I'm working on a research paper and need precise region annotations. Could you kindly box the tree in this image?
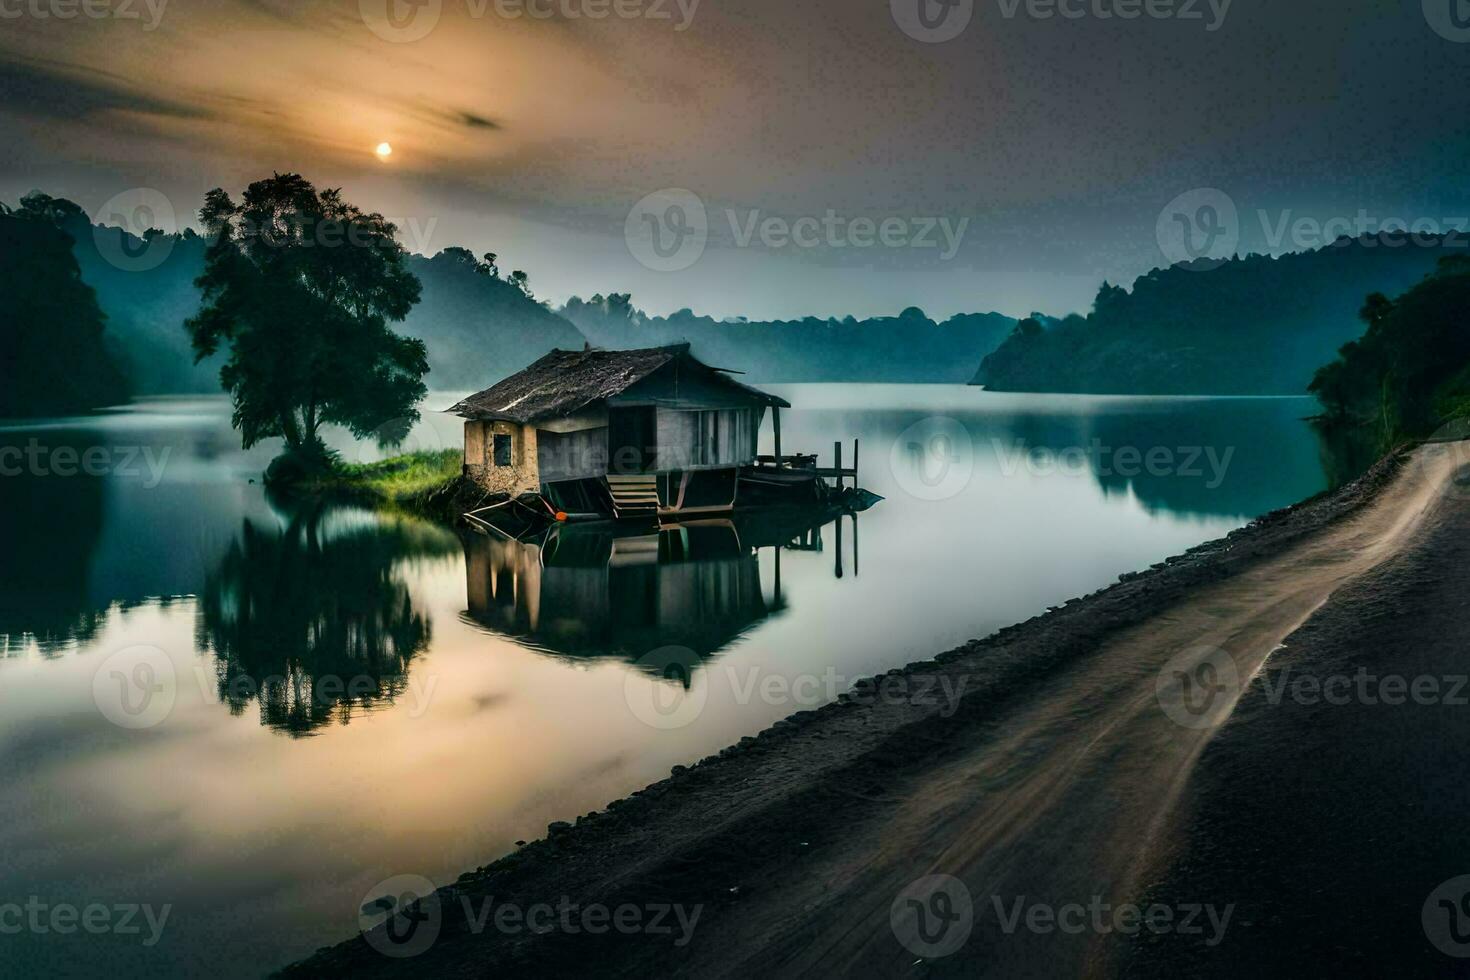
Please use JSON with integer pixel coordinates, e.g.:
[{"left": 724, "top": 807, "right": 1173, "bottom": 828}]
[
  {"left": 185, "top": 174, "right": 427, "bottom": 471},
  {"left": 0, "top": 195, "right": 131, "bottom": 417},
  {"left": 508, "top": 268, "right": 532, "bottom": 299}
]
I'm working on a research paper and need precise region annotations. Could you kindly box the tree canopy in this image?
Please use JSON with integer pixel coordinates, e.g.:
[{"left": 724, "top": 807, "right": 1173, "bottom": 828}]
[
  {"left": 0, "top": 194, "right": 131, "bottom": 417},
  {"left": 186, "top": 174, "right": 428, "bottom": 468},
  {"left": 1309, "top": 255, "right": 1470, "bottom": 442}
]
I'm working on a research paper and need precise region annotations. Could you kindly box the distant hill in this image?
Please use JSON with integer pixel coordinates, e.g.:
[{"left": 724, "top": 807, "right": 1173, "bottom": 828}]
[
  {"left": 401, "top": 248, "right": 586, "bottom": 390},
  {"left": 560, "top": 295, "right": 1015, "bottom": 383},
  {"left": 33, "top": 198, "right": 587, "bottom": 394},
  {"left": 974, "top": 234, "right": 1465, "bottom": 395}
]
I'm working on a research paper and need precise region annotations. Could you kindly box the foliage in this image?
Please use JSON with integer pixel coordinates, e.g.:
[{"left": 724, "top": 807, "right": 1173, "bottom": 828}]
[
  {"left": 559, "top": 293, "right": 1015, "bottom": 383},
  {"left": 302, "top": 449, "right": 463, "bottom": 509},
  {"left": 0, "top": 195, "right": 131, "bottom": 416},
  {"left": 196, "top": 501, "right": 456, "bottom": 735},
  {"left": 185, "top": 173, "right": 428, "bottom": 466},
  {"left": 1309, "top": 255, "right": 1470, "bottom": 442},
  {"left": 975, "top": 234, "right": 1461, "bottom": 394}
]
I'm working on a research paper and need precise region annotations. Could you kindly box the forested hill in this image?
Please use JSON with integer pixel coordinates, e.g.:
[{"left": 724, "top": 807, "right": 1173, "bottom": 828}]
[
  {"left": 560, "top": 296, "right": 1015, "bottom": 383},
  {"left": 974, "top": 233, "right": 1465, "bottom": 395},
  {"left": 24, "top": 194, "right": 586, "bottom": 394}
]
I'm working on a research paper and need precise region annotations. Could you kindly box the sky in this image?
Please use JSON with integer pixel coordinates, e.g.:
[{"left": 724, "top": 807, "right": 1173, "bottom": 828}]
[{"left": 2, "top": 0, "right": 1468, "bottom": 320}]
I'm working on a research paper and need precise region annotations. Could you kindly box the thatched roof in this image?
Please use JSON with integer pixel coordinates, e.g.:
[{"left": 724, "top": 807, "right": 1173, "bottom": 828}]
[{"left": 447, "top": 345, "right": 789, "bottom": 423}]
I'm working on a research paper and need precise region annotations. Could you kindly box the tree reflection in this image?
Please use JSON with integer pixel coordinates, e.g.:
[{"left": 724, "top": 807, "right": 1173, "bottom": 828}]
[{"left": 196, "top": 500, "right": 454, "bottom": 735}]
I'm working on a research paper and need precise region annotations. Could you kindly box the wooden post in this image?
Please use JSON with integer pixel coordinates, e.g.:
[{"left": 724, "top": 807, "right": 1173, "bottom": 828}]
[
  {"left": 851, "top": 513, "right": 859, "bottom": 577},
  {"left": 834, "top": 441, "right": 843, "bottom": 491},
  {"left": 772, "top": 407, "right": 782, "bottom": 468},
  {"left": 852, "top": 438, "right": 859, "bottom": 486},
  {"left": 834, "top": 512, "right": 844, "bottom": 579}
]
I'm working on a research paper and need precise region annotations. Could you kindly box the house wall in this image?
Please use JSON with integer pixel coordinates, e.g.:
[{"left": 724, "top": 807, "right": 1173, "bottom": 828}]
[
  {"left": 538, "top": 425, "right": 609, "bottom": 483},
  {"left": 463, "top": 420, "right": 540, "bottom": 494}
]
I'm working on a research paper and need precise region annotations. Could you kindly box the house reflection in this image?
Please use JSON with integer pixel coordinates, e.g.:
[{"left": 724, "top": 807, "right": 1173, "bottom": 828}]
[{"left": 462, "top": 509, "right": 855, "bottom": 674}]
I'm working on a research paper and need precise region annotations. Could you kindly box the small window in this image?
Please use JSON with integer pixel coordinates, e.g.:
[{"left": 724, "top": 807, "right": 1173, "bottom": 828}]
[{"left": 493, "top": 433, "right": 513, "bottom": 467}]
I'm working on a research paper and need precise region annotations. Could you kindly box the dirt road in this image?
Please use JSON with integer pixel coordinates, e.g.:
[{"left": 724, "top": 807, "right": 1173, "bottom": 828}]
[{"left": 283, "top": 442, "right": 1470, "bottom": 978}]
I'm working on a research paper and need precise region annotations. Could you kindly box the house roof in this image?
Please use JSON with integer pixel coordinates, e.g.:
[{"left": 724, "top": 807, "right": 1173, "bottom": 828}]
[{"left": 446, "top": 344, "right": 790, "bottom": 423}]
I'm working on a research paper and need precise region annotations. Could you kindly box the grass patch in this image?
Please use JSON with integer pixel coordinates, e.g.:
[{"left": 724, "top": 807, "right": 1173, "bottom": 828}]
[{"left": 307, "top": 449, "right": 464, "bottom": 508}]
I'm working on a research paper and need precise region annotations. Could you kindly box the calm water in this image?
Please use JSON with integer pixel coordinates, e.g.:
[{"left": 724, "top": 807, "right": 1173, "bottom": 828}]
[{"left": 0, "top": 387, "right": 1345, "bottom": 977}]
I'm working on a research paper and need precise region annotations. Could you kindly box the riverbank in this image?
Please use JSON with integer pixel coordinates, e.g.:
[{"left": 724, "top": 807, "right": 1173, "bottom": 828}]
[
  {"left": 286, "top": 449, "right": 483, "bottom": 522},
  {"left": 280, "top": 441, "right": 1468, "bottom": 978}
]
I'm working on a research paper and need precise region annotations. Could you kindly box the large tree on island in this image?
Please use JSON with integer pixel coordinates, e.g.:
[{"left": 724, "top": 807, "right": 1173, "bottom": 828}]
[{"left": 186, "top": 174, "right": 427, "bottom": 470}]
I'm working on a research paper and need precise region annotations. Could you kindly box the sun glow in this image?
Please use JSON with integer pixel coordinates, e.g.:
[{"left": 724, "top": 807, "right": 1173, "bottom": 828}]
[{"left": 375, "top": 141, "right": 393, "bottom": 159}]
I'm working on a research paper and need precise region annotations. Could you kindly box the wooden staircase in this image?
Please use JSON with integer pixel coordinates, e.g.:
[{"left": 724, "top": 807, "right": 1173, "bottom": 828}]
[{"left": 606, "top": 475, "right": 660, "bottom": 519}]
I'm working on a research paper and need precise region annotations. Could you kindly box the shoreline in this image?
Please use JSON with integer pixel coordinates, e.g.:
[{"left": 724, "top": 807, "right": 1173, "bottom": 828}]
[{"left": 280, "top": 445, "right": 1436, "bottom": 977}]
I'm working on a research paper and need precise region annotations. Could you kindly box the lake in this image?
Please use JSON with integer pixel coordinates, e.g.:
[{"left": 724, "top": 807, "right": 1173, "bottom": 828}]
[{"left": 0, "top": 386, "right": 1349, "bottom": 977}]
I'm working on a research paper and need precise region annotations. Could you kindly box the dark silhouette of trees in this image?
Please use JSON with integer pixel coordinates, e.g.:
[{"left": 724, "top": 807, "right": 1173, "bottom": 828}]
[
  {"left": 975, "top": 234, "right": 1463, "bottom": 395},
  {"left": 196, "top": 500, "right": 455, "bottom": 735},
  {"left": 0, "top": 194, "right": 131, "bottom": 417},
  {"left": 185, "top": 174, "right": 428, "bottom": 470},
  {"left": 1310, "top": 255, "right": 1470, "bottom": 442}
]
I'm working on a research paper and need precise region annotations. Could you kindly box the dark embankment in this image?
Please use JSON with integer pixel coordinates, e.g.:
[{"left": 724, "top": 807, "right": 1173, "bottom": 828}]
[{"left": 280, "top": 443, "right": 1448, "bottom": 978}]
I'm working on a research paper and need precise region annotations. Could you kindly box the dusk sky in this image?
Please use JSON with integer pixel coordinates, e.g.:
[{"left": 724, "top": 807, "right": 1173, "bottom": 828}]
[{"left": 3, "top": 0, "right": 1468, "bottom": 319}]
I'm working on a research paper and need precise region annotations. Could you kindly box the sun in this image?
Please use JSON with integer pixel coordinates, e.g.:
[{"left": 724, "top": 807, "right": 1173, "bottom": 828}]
[{"left": 374, "top": 142, "right": 393, "bottom": 160}]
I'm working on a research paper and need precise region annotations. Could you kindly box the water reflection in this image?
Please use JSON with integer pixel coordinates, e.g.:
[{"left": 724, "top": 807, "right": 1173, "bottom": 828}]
[
  {"left": 0, "top": 430, "right": 110, "bottom": 649},
  {"left": 195, "top": 498, "right": 457, "bottom": 735},
  {"left": 462, "top": 509, "right": 854, "bottom": 673}
]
